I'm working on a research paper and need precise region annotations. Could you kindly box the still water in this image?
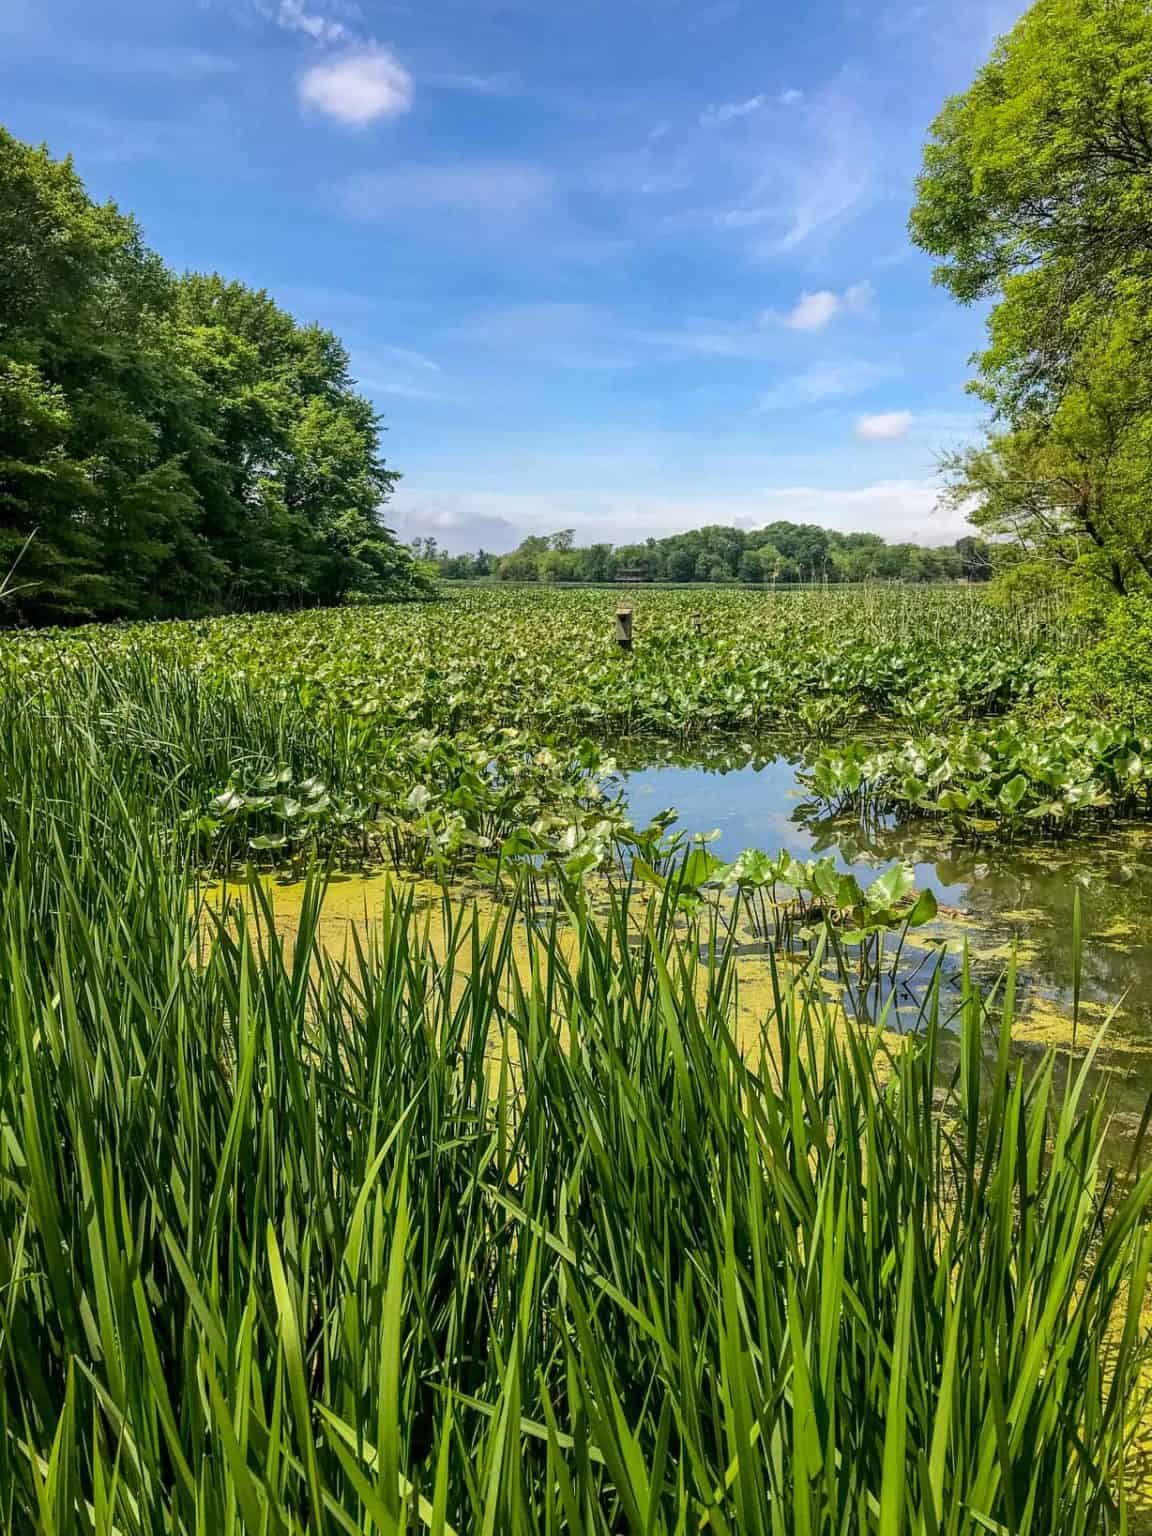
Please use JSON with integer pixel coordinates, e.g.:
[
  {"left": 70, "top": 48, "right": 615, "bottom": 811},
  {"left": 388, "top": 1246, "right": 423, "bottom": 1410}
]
[{"left": 618, "top": 745, "right": 1152, "bottom": 1052}]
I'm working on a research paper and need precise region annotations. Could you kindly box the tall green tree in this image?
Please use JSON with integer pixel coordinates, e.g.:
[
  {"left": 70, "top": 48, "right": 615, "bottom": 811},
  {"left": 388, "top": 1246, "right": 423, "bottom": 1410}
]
[
  {"left": 0, "top": 128, "right": 423, "bottom": 624},
  {"left": 911, "top": 0, "right": 1152, "bottom": 591},
  {"left": 911, "top": 0, "right": 1152, "bottom": 409},
  {"left": 942, "top": 316, "right": 1152, "bottom": 594},
  {"left": 0, "top": 128, "right": 205, "bottom": 619}
]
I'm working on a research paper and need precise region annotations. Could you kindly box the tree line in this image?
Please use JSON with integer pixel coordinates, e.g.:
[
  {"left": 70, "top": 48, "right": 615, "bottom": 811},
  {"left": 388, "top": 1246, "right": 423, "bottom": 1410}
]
[
  {"left": 914, "top": 0, "right": 1152, "bottom": 600},
  {"left": 418, "top": 524, "right": 993, "bottom": 585},
  {"left": 0, "top": 128, "right": 424, "bottom": 626}
]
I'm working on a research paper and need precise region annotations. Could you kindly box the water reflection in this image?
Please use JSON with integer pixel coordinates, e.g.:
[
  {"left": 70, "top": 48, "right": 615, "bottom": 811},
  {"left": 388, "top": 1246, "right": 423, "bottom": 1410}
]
[{"left": 618, "top": 747, "right": 1152, "bottom": 1040}]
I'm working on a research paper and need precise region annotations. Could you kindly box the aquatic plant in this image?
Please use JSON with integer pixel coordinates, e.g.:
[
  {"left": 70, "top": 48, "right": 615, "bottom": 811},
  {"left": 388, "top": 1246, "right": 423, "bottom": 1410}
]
[
  {"left": 1, "top": 799, "right": 1149, "bottom": 1530},
  {"left": 805, "top": 719, "right": 1152, "bottom": 837},
  {"left": 2, "top": 584, "right": 1064, "bottom": 751}
]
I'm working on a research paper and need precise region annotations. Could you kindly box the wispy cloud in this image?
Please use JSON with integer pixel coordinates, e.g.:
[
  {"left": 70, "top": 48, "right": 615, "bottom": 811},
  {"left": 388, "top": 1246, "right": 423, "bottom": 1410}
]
[
  {"left": 700, "top": 94, "right": 768, "bottom": 128},
  {"left": 856, "top": 410, "right": 914, "bottom": 440},
  {"left": 454, "top": 302, "right": 609, "bottom": 346},
  {"left": 879, "top": 0, "right": 1029, "bottom": 49},
  {"left": 655, "top": 75, "right": 877, "bottom": 258},
  {"left": 379, "top": 346, "right": 441, "bottom": 373},
  {"left": 44, "top": 110, "right": 189, "bottom": 165},
  {"left": 130, "top": 46, "right": 238, "bottom": 80},
  {"left": 442, "top": 303, "right": 637, "bottom": 370},
  {"left": 299, "top": 45, "right": 414, "bottom": 126},
  {"left": 340, "top": 162, "right": 553, "bottom": 217},
  {"left": 354, "top": 351, "right": 461, "bottom": 405},
  {"left": 364, "top": 379, "right": 459, "bottom": 403},
  {"left": 274, "top": 0, "right": 349, "bottom": 44},
  {"left": 635, "top": 322, "right": 775, "bottom": 359},
  {"left": 699, "top": 88, "right": 804, "bottom": 128},
  {"left": 633, "top": 298, "right": 873, "bottom": 359},
  {"left": 759, "top": 360, "right": 892, "bottom": 410},
  {"left": 785, "top": 292, "right": 841, "bottom": 331},
  {"left": 424, "top": 69, "right": 519, "bottom": 95},
  {"left": 246, "top": 1, "right": 416, "bottom": 125},
  {"left": 763, "top": 91, "right": 876, "bottom": 253}
]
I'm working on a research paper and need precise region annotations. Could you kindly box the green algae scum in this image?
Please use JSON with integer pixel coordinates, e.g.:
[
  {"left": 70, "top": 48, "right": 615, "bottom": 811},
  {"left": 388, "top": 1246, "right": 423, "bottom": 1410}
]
[{"left": 3, "top": 586, "right": 1152, "bottom": 1532}]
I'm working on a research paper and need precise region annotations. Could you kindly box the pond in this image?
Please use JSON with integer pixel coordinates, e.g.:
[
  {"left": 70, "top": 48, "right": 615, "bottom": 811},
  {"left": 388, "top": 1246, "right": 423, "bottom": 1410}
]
[{"left": 618, "top": 743, "right": 1152, "bottom": 1096}]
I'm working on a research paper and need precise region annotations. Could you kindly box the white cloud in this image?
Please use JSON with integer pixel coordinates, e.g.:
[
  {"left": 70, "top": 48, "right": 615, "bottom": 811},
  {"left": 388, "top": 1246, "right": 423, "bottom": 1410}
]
[
  {"left": 299, "top": 45, "right": 413, "bottom": 125},
  {"left": 843, "top": 281, "right": 874, "bottom": 310},
  {"left": 784, "top": 291, "right": 841, "bottom": 332},
  {"left": 759, "top": 361, "right": 891, "bottom": 410},
  {"left": 340, "top": 162, "right": 553, "bottom": 216},
  {"left": 856, "top": 410, "right": 914, "bottom": 440},
  {"left": 779, "top": 281, "right": 872, "bottom": 332},
  {"left": 701, "top": 89, "right": 805, "bottom": 128},
  {"left": 394, "top": 501, "right": 522, "bottom": 554},
  {"left": 700, "top": 94, "right": 767, "bottom": 128}
]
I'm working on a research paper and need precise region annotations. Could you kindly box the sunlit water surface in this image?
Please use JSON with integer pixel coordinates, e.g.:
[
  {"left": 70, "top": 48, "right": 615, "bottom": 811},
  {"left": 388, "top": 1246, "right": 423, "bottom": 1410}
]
[{"left": 617, "top": 746, "right": 1152, "bottom": 1082}]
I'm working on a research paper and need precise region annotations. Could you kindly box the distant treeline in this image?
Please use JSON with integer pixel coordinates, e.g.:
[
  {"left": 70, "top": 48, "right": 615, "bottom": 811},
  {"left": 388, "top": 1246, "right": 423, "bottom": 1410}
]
[
  {"left": 1, "top": 128, "right": 424, "bottom": 626},
  {"left": 417, "top": 524, "right": 994, "bottom": 585}
]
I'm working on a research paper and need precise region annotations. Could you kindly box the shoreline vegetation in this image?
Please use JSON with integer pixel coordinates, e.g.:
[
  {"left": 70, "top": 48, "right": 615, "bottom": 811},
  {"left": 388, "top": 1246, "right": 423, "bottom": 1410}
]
[{"left": 417, "top": 524, "right": 995, "bottom": 588}]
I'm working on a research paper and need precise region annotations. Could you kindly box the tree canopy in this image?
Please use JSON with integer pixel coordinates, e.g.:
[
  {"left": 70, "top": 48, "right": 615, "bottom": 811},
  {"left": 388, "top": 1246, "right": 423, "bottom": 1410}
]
[
  {"left": 426, "top": 523, "right": 990, "bottom": 586},
  {"left": 0, "top": 128, "right": 425, "bottom": 624},
  {"left": 912, "top": 0, "right": 1152, "bottom": 595}
]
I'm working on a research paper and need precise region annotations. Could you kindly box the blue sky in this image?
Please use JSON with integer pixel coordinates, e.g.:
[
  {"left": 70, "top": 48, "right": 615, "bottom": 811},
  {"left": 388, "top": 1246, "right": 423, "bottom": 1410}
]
[{"left": 2, "top": 0, "right": 1025, "bottom": 552}]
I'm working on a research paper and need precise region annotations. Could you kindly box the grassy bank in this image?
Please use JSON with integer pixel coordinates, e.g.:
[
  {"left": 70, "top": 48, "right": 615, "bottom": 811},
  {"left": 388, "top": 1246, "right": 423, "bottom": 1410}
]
[{"left": 4, "top": 832, "right": 1152, "bottom": 1530}]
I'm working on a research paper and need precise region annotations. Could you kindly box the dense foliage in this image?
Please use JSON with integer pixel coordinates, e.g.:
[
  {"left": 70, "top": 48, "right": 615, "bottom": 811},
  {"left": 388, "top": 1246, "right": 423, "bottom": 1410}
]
[
  {"left": 5, "top": 584, "right": 1114, "bottom": 868},
  {"left": 913, "top": 0, "right": 1152, "bottom": 596},
  {"left": 806, "top": 718, "right": 1152, "bottom": 835},
  {"left": 1, "top": 672, "right": 1150, "bottom": 1530},
  {"left": 5, "top": 585, "right": 1057, "bottom": 758},
  {"left": 0, "top": 127, "right": 423, "bottom": 623},
  {"left": 426, "top": 523, "right": 994, "bottom": 585}
]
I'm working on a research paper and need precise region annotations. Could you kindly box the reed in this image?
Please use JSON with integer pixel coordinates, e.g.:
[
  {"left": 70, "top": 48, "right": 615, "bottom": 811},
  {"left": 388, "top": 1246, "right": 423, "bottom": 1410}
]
[{"left": 0, "top": 776, "right": 1148, "bottom": 1531}]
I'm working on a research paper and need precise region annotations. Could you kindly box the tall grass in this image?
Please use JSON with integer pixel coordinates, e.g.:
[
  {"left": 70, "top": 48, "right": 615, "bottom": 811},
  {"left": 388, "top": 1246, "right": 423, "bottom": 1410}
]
[{"left": 1, "top": 742, "right": 1150, "bottom": 1532}]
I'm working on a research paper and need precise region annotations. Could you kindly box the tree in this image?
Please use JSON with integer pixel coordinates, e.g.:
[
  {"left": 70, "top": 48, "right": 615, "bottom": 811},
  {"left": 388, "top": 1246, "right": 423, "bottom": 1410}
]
[
  {"left": 910, "top": 0, "right": 1152, "bottom": 410},
  {"left": 427, "top": 519, "right": 980, "bottom": 588},
  {"left": 0, "top": 128, "right": 202, "bottom": 620},
  {"left": 0, "top": 127, "right": 423, "bottom": 624},
  {"left": 942, "top": 331, "right": 1152, "bottom": 596},
  {"left": 496, "top": 553, "right": 540, "bottom": 581},
  {"left": 911, "top": 0, "right": 1152, "bottom": 595},
  {"left": 954, "top": 536, "right": 994, "bottom": 582},
  {"left": 515, "top": 535, "right": 551, "bottom": 558},
  {"left": 172, "top": 273, "right": 411, "bottom": 609}
]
